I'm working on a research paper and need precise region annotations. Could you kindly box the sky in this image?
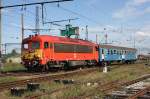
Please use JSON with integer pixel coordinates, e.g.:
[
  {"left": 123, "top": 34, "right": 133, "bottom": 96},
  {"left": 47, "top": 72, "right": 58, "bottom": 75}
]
[{"left": 1, "top": 0, "right": 150, "bottom": 54}]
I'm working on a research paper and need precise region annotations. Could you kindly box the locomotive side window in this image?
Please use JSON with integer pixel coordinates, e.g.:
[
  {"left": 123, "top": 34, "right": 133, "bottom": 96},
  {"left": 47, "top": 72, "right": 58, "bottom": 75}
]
[
  {"left": 44, "top": 42, "right": 49, "bottom": 48},
  {"left": 54, "top": 43, "right": 93, "bottom": 53}
]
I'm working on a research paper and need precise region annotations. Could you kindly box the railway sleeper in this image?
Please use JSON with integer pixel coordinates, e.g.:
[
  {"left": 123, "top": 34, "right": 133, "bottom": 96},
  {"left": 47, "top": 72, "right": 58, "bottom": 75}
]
[
  {"left": 11, "top": 87, "right": 26, "bottom": 97},
  {"left": 54, "top": 79, "right": 75, "bottom": 84},
  {"left": 27, "top": 83, "right": 40, "bottom": 91},
  {"left": 11, "top": 83, "right": 40, "bottom": 97}
]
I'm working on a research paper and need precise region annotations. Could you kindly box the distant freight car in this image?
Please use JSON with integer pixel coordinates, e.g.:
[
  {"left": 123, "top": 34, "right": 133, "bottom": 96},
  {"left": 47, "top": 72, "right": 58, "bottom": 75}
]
[
  {"left": 98, "top": 45, "right": 137, "bottom": 65},
  {"left": 21, "top": 34, "right": 99, "bottom": 71}
]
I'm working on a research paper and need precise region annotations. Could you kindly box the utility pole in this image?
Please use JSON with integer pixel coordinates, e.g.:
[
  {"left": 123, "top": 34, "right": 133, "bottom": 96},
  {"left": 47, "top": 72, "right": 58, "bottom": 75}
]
[
  {"left": 133, "top": 32, "right": 135, "bottom": 48},
  {"left": 0, "top": 0, "right": 2, "bottom": 63},
  {"left": 21, "top": 14, "right": 24, "bottom": 42},
  {"left": 85, "top": 25, "right": 88, "bottom": 40},
  {"left": 105, "top": 34, "right": 108, "bottom": 44},
  {"left": 96, "top": 34, "right": 98, "bottom": 44},
  {"left": 35, "top": 6, "right": 40, "bottom": 34},
  {"left": 104, "top": 28, "right": 108, "bottom": 44}
]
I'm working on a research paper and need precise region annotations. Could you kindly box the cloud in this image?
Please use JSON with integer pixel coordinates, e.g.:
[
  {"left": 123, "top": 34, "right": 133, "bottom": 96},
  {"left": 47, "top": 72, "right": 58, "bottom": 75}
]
[
  {"left": 113, "top": 0, "right": 150, "bottom": 19},
  {"left": 132, "top": 0, "right": 150, "bottom": 6},
  {"left": 136, "top": 31, "right": 150, "bottom": 37}
]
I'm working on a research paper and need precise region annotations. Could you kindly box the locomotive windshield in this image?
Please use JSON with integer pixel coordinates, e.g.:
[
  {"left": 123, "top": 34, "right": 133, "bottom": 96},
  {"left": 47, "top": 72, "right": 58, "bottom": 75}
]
[
  {"left": 22, "top": 41, "right": 40, "bottom": 50},
  {"left": 31, "top": 41, "right": 40, "bottom": 49}
]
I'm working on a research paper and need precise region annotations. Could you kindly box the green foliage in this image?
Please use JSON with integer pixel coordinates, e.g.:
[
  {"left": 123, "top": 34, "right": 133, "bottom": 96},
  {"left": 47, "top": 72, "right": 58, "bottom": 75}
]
[{"left": 3, "top": 49, "right": 20, "bottom": 59}]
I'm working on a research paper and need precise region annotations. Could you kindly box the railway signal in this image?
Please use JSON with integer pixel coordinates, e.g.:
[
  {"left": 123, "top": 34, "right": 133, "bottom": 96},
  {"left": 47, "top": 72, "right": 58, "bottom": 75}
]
[{"left": 60, "top": 24, "right": 79, "bottom": 37}]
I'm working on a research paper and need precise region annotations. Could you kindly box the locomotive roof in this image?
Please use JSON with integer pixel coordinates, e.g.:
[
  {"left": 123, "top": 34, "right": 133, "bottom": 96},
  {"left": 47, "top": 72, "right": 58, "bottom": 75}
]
[
  {"left": 23, "top": 35, "right": 97, "bottom": 46},
  {"left": 99, "top": 44, "right": 137, "bottom": 51}
]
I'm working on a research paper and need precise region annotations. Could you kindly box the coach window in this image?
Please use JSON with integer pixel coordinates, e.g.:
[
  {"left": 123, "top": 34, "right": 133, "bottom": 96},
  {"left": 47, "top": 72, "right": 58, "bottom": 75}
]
[
  {"left": 122, "top": 50, "right": 124, "bottom": 54},
  {"left": 108, "top": 49, "right": 110, "bottom": 54},
  {"left": 117, "top": 50, "right": 119, "bottom": 55},
  {"left": 120, "top": 51, "right": 122, "bottom": 55},
  {"left": 114, "top": 50, "right": 116, "bottom": 54},
  {"left": 44, "top": 42, "right": 49, "bottom": 48},
  {"left": 111, "top": 50, "right": 113, "bottom": 55}
]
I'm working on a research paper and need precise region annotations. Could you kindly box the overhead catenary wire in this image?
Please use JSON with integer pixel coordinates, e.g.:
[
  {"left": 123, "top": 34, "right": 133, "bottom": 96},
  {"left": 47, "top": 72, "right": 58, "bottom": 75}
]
[{"left": 58, "top": 5, "right": 103, "bottom": 26}]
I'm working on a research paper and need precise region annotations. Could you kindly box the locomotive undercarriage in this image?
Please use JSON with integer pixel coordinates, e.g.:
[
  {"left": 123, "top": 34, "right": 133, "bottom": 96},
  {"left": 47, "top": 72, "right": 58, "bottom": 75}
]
[
  {"left": 24, "top": 60, "right": 97, "bottom": 72},
  {"left": 47, "top": 60, "right": 97, "bottom": 70}
]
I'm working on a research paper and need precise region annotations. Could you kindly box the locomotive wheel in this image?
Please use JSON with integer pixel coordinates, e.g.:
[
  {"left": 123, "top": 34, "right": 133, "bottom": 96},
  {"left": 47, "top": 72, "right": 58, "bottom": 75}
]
[
  {"left": 41, "top": 65, "right": 49, "bottom": 72},
  {"left": 27, "top": 67, "right": 33, "bottom": 72}
]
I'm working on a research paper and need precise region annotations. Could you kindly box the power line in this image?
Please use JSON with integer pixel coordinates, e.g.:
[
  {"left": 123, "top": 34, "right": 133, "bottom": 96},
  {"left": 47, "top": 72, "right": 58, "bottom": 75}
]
[
  {"left": 0, "top": 0, "right": 73, "bottom": 9},
  {"left": 59, "top": 5, "right": 102, "bottom": 26},
  {"left": 45, "top": 18, "right": 79, "bottom": 23}
]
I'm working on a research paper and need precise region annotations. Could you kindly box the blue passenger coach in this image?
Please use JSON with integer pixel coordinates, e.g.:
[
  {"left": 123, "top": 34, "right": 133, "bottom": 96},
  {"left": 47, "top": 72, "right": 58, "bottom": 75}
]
[{"left": 99, "top": 45, "right": 137, "bottom": 64}]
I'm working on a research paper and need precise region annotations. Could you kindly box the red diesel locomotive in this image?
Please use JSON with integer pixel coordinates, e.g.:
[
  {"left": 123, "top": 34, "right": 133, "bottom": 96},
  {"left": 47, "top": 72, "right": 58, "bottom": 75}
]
[{"left": 21, "top": 34, "right": 99, "bottom": 71}]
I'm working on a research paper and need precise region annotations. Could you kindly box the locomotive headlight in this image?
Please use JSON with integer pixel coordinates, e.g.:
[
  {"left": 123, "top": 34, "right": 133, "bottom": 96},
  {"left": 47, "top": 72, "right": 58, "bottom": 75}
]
[{"left": 33, "top": 60, "right": 38, "bottom": 65}]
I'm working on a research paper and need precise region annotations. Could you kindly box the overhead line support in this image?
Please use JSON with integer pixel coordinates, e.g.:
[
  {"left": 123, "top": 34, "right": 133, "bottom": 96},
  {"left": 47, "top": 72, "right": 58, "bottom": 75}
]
[{"left": 0, "top": 0, "right": 73, "bottom": 9}]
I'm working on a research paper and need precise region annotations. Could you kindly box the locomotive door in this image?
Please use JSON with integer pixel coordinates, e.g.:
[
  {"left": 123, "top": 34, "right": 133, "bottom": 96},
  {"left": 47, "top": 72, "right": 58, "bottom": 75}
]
[
  {"left": 95, "top": 46, "right": 99, "bottom": 62},
  {"left": 44, "top": 42, "right": 50, "bottom": 61},
  {"left": 50, "top": 42, "right": 53, "bottom": 59}
]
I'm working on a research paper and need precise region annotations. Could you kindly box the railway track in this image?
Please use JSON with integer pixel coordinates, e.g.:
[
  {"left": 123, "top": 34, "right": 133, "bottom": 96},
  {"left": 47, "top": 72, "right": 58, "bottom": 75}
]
[
  {"left": 0, "top": 72, "right": 49, "bottom": 77},
  {"left": 104, "top": 74, "right": 150, "bottom": 99},
  {"left": 0, "top": 67, "right": 98, "bottom": 92},
  {"left": 68, "top": 74, "right": 150, "bottom": 99}
]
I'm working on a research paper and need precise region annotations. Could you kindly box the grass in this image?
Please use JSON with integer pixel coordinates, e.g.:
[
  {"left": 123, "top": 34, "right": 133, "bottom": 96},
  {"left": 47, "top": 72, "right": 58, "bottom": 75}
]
[{"left": 0, "top": 63, "right": 26, "bottom": 72}]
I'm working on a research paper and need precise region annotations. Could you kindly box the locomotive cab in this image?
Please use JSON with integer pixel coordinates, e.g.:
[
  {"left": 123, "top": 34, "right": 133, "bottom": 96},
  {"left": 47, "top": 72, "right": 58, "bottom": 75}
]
[{"left": 21, "top": 35, "right": 43, "bottom": 70}]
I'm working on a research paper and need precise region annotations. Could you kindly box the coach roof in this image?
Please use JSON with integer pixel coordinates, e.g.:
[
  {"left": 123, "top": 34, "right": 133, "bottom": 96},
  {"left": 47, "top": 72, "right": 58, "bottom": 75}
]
[{"left": 99, "top": 44, "right": 137, "bottom": 51}]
